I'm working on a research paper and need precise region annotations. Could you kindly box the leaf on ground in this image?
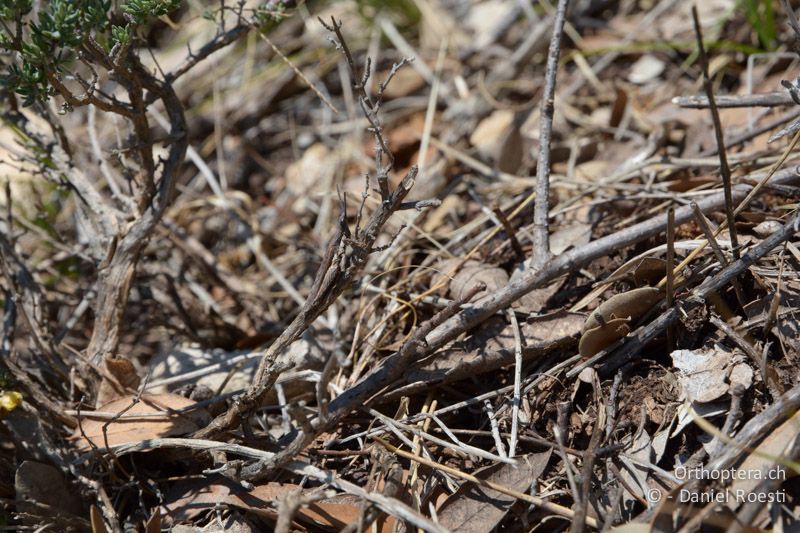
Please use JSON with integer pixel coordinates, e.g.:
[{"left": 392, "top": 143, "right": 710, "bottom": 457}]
[
  {"left": 509, "top": 259, "right": 565, "bottom": 314},
  {"left": 164, "top": 477, "right": 397, "bottom": 531},
  {"left": 96, "top": 356, "right": 141, "bottom": 406},
  {"left": 628, "top": 55, "right": 665, "bottom": 84},
  {"left": 670, "top": 400, "right": 729, "bottom": 440},
  {"left": 15, "top": 461, "right": 84, "bottom": 521},
  {"left": 572, "top": 254, "right": 667, "bottom": 312},
  {"left": 74, "top": 393, "right": 209, "bottom": 450},
  {"left": 549, "top": 223, "right": 592, "bottom": 256},
  {"left": 145, "top": 511, "right": 162, "bottom": 533},
  {"left": 148, "top": 346, "right": 256, "bottom": 396},
  {"left": 285, "top": 143, "right": 336, "bottom": 198},
  {"left": 666, "top": 175, "right": 719, "bottom": 192},
  {"left": 436, "top": 450, "right": 552, "bottom": 532},
  {"left": 469, "top": 108, "right": 525, "bottom": 174},
  {"left": 374, "top": 67, "right": 425, "bottom": 100},
  {"left": 632, "top": 257, "right": 667, "bottom": 287},
  {"left": 744, "top": 289, "right": 800, "bottom": 358},
  {"left": 510, "top": 276, "right": 562, "bottom": 313},
  {"left": 671, "top": 346, "right": 753, "bottom": 404},
  {"left": 149, "top": 327, "right": 329, "bottom": 400},
  {"left": 579, "top": 287, "right": 663, "bottom": 358},
  {"left": 618, "top": 429, "right": 653, "bottom": 509},
  {"left": 90, "top": 505, "right": 105, "bottom": 533},
  {"left": 448, "top": 260, "right": 509, "bottom": 301}
]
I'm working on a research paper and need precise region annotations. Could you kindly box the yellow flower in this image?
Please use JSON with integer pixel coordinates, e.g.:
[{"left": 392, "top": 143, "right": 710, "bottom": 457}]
[{"left": 0, "top": 391, "right": 22, "bottom": 417}]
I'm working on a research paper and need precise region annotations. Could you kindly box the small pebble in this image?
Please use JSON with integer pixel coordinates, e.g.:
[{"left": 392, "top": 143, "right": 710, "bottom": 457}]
[{"left": 753, "top": 220, "right": 782, "bottom": 237}]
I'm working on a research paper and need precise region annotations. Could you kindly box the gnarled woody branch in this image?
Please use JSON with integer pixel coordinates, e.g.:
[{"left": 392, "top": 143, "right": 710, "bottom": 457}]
[{"left": 85, "top": 60, "right": 188, "bottom": 366}]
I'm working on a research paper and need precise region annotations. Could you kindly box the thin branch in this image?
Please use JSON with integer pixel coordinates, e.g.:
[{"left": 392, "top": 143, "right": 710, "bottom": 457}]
[
  {"left": 692, "top": 6, "right": 740, "bottom": 259},
  {"left": 533, "top": 0, "right": 570, "bottom": 268},
  {"left": 233, "top": 282, "right": 487, "bottom": 481},
  {"left": 255, "top": 30, "right": 339, "bottom": 114},
  {"left": 672, "top": 92, "right": 794, "bottom": 108},
  {"left": 666, "top": 207, "right": 675, "bottom": 350},
  {"left": 374, "top": 436, "right": 598, "bottom": 528},
  {"left": 427, "top": 162, "right": 800, "bottom": 372},
  {"left": 690, "top": 201, "right": 747, "bottom": 307},
  {"left": 165, "top": 24, "right": 251, "bottom": 84},
  {"left": 506, "top": 308, "right": 523, "bottom": 458}
]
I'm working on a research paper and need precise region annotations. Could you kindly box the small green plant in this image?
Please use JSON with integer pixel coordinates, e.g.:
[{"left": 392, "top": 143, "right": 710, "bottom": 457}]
[
  {"left": 739, "top": 0, "right": 777, "bottom": 50},
  {"left": 1, "top": 0, "right": 122, "bottom": 106},
  {"left": 0, "top": 0, "right": 290, "bottom": 107}
]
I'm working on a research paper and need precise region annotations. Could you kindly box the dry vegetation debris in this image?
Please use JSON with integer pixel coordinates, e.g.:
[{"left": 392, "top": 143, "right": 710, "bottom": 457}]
[{"left": 2, "top": 0, "right": 800, "bottom": 531}]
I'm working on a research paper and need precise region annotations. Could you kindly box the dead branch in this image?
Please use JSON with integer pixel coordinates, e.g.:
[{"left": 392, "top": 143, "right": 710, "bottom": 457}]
[
  {"left": 193, "top": 17, "right": 428, "bottom": 440},
  {"left": 672, "top": 92, "right": 794, "bottom": 108},
  {"left": 692, "top": 7, "right": 740, "bottom": 259},
  {"left": 533, "top": 0, "right": 570, "bottom": 268}
]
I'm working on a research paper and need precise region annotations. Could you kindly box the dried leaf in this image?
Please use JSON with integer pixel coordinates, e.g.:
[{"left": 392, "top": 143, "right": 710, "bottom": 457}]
[
  {"left": 284, "top": 143, "right": 336, "bottom": 197},
  {"left": 671, "top": 347, "right": 753, "bottom": 403},
  {"left": 666, "top": 175, "right": 719, "bottom": 192},
  {"left": 15, "top": 461, "right": 84, "bottom": 521},
  {"left": 145, "top": 511, "right": 162, "bottom": 533},
  {"left": 752, "top": 220, "right": 782, "bottom": 237},
  {"left": 74, "top": 393, "right": 209, "bottom": 450},
  {"left": 511, "top": 281, "right": 562, "bottom": 313},
  {"left": 374, "top": 67, "right": 425, "bottom": 100},
  {"left": 744, "top": 289, "right": 800, "bottom": 357},
  {"left": 549, "top": 223, "right": 592, "bottom": 256},
  {"left": 90, "top": 505, "right": 106, "bottom": 533},
  {"left": 628, "top": 55, "right": 665, "bottom": 84},
  {"left": 579, "top": 317, "right": 631, "bottom": 359},
  {"left": 164, "top": 477, "right": 397, "bottom": 531},
  {"left": 579, "top": 287, "right": 663, "bottom": 357},
  {"left": 449, "top": 261, "right": 509, "bottom": 301},
  {"left": 237, "top": 484, "right": 378, "bottom": 530},
  {"left": 632, "top": 257, "right": 667, "bottom": 287},
  {"left": 150, "top": 328, "right": 329, "bottom": 399},
  {"left": 148, "top": 345, "right": 257, "bottom": 396},
  {"left": 609, "top": 86, "right": 628, "bottom": 128},
  {"left": 96, "top": 356, "right": 141, "bottom": 406},
  {"left": 437, "top": 451, "right": 552, "bottom": 532},
  {"left": 510, "top": 260, "right": 563, "bottom": 313},
  {"left": 470, "top": 109, "right": 519, "bottom": 169},
  {"left": 464, "top": 0, "right": 513, "bottom": 48},
  {"left": 573, "top": 257, "right": 665, "bottom": 312},
  {"left": 617, "top": 430, "right": 653, "bottom": 508}
]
